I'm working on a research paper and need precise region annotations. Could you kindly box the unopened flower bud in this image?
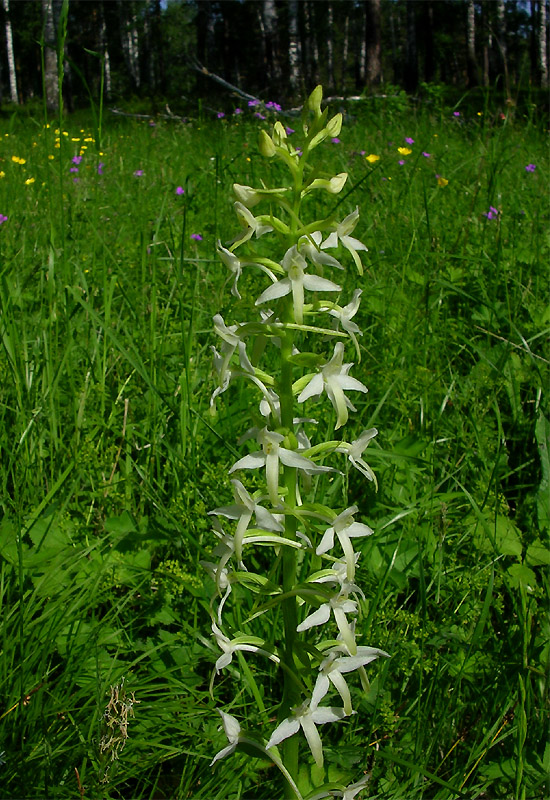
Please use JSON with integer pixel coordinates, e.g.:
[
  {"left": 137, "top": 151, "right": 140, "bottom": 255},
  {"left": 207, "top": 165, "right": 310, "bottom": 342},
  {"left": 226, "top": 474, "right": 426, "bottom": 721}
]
[
  {"left": 328, "top": 172, "right": 348, "bottom": 193},
  {"left": 259, "top": 130, "right": 276, "bottom": 158},
  {"left": 325, "top": 113, "right": 343, "bottom": 138},
  {"left": 273, "top": 121, "right": 287, "bottom": 147},
  {"left": 233, "top": 183, "right": 261, "bottom": 208},
  {"left": 308, "top": 85, "right": 323, "bottom": 118}
]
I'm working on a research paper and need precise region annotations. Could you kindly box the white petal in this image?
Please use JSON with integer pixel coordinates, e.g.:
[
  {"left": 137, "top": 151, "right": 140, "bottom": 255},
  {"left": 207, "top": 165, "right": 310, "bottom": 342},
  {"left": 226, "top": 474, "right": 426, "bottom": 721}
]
[
  {"left": 302, "top": 275, "right": 341, "bottom": 293},
  {"left": 310, "top": 706, "right": 347, "bottom": 725},
  {"left": 311, "top": 674, "right": 330, "bottom": 709},
  {"left": 229, "top": 452, "right": 266, "bottom": 472},
  {"left": 300, "top": 714, "right": 325, "bottom": 768},
  {"left": 316, "top": 527, "right": 335, "bottom": 555},
  {"left": 297, "top": 373, "right": 324, "bottom": 403},
  {"left": 266, "top": 717, "right": 301, "bottom": 749},
  {"left": 255, "top": 279, "right": 291, "bottom": 305},
  {"left": 297, "top": 603, "right": 331, "bottom": 632}
]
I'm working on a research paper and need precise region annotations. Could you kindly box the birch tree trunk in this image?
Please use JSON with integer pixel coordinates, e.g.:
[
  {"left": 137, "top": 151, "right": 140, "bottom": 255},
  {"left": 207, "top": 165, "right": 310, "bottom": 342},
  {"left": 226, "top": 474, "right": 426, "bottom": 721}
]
[
  {"left": 3, "top": 0, "right": 18, "bottom": 103},
  {"left": 42, "top": 0, "right": 58, "bottom": 111},
  {"left": 539, "top": 0, "right": 549, "bottom": 86},
  {"left": 99, "top": 1, "right": 112, "bottom": 99},
  {"left": 288, "top": 0, "right": 301, "bottom": 93}
]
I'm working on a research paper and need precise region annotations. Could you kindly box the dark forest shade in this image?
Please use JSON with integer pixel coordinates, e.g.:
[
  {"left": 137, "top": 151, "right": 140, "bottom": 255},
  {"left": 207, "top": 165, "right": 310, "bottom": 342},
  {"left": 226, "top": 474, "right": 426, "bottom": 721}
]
[{"left": 0, "top": 0, "right": 548, "bottom": 109}]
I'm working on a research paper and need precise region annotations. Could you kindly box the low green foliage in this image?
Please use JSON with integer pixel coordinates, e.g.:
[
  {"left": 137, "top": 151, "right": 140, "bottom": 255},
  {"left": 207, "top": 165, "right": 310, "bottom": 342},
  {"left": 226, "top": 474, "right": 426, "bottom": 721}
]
[{"left": 0, "top": 95, "right": 548, "bottom": 798}]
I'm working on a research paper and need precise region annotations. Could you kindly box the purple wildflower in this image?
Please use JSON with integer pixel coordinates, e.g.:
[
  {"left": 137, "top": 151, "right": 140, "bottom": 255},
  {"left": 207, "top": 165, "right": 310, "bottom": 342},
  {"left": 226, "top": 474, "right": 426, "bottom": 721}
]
[
  {"left": 525, "top": 164, "right": 536, "bottom": 172},
  {"left": 97, "top": 162, "right": 104, "bottom": 175},
  {"left": 483, "top": 206, "right": 499, "bottom": 220},
  {"left": 405, "top": 137, "right": 415, "bottom": 145},
  {"left": 0, "top": 214, "right": 7, "bottom": 225},
  {"left": 70, "top": 166, "right": 79, "bottom": 173},
  {"left": 134, "top": 169, "right": 144, "bottom": 178},
  {"left": 254, "top": 112, "right": 266, "bottom": 120},
  {"left": 191, "top": 233, "right": 203, "bottom": 241},
  {"left": 73, "top": 177, "right": 80, "bottom": 184},
  {"left": 265, "top": 101, "right": 282, "bottom": 112},
  {"left": 453, "top": 111, "right": 461, "bottom": 117},
  {"left": 422, "top": 152, "right": 431, "bottom": 158},
  {"left": 331, "top": 138, "right": 341, "bottom": 144},
  {"left": 176, "top": 186, "right": 185, "bottom": 195},
  {"left": 398, "top": 159, "right": 405, "bottom": 165},
  {"left": 248, "top": 99, "right": 260, "bottom": 107},
  {"left": 234, "top": 108, "right": 243, "bottom": 115},
  {"left": 72, "top": 155, "right": 82, "bottom": 165},
  {"left": 285, "top": 126, "right": 295, "bottom": 135},
  {"left": 217, "top": 112, "right": 225, "bottom": 119}
]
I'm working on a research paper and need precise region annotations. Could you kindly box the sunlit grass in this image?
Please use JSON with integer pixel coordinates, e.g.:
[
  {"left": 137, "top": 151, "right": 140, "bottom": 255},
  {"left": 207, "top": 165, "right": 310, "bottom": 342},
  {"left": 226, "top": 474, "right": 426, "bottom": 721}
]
[{"left": 0, "top": 98, "right": 548, "bottom": 799}]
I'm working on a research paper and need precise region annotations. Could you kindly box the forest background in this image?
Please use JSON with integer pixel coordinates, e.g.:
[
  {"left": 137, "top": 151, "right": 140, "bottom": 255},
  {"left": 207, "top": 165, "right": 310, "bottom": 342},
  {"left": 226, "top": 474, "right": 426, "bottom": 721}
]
[{"left": 1, "top": 0, "right": 549, "bottom": 114}]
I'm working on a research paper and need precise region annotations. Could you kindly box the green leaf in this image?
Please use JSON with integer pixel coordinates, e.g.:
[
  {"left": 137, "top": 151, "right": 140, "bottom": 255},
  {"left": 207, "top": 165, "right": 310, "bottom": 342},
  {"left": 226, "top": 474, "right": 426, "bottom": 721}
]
[
  {"left": 506, "top": 563, "right": 537, "bottom": 589},
  {"left": 535, "top": 413, "right": 550, "bottom": 532}
]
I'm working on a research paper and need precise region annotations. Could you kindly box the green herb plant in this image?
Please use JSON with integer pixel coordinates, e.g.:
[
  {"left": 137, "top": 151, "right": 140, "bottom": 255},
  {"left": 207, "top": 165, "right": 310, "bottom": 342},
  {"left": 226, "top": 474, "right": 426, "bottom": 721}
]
[{"left": 206, "top": 86, "right": 389, "bottom": 800}]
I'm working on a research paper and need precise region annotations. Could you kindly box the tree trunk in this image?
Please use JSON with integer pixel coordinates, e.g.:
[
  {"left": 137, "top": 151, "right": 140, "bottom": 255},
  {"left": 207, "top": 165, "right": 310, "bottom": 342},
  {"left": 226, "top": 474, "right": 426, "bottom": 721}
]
[
  {"left": 326, "top": 2, "right": 335, "bottom": 89},
  {"left": 496, "top": 0, "right": 510, "bottom": 92},
  {"left": 42, "top": 0, "right": 58, "bottom": 111},
  {"left": 118, "top": 0, "right": 140, "bottom": 90},
  {"left": 288, "top": 0, "right": 301, "bottom": 94},
  {"left": 404, "top": 0, "right": 418, "bottom": 92},
  {"left": 365, "top": 0, "right": 382, "bottom": 87},
  {"left": 422, "top": 1, "right": 435, "bottom": 83},
  {"left": 99, "top": 1, "right": 112, "bottom": 99},
  {"left": 262, "top": 0, "right": 281, "bottom": 86},
  {"left": 3, "top": 0, "right": 18, "bottom": 103},
  {"left": 539, "top": 0, "right": 549, "bottom": 86},
  {"left": 466, "top": 0, "right": 478, "bottom": 86}
]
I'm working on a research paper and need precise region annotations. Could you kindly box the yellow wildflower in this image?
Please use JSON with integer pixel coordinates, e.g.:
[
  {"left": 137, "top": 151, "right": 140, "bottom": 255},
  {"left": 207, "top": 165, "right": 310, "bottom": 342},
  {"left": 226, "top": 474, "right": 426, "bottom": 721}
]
[
  {"left": 437, "top": 176, "right": 449, "bottom": 187},
  {"left": 397, "top": 147, "right": 412, "bottom": 156},
  {"left": 365, "top": 154, "right": 380, "bottom": 163},
  {"left": 25, "top": 177, "right": 35, "bottom": 185},
  {"left": 0, "top": 171, "right": 5, "bottom": 178}
]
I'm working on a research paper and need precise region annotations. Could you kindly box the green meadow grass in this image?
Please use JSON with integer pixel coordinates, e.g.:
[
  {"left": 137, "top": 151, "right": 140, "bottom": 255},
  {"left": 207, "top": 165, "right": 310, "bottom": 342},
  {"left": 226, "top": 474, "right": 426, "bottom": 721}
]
[{"left": 0, "top": 99, "right": 548, "bottom": 799}]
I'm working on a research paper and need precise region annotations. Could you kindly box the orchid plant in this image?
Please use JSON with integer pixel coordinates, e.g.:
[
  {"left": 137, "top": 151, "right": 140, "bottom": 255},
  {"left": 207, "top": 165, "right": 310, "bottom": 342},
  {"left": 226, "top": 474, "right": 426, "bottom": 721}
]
[{"left": 204, "top": 86, "right": 388, "bottom": 800}]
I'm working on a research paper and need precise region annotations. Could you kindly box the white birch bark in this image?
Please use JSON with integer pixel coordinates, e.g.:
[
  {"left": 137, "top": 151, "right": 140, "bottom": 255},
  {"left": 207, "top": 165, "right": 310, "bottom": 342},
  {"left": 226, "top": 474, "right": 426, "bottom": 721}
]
[{"left": 3, "top": 0, "right": 18, "bottom": 103}]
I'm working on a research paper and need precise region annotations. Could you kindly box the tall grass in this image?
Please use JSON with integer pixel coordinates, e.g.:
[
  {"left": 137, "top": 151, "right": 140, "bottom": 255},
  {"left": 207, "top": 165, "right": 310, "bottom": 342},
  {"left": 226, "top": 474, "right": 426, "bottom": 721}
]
[{"left": 0, "top": 96, "right": 548, "bottom": 798}]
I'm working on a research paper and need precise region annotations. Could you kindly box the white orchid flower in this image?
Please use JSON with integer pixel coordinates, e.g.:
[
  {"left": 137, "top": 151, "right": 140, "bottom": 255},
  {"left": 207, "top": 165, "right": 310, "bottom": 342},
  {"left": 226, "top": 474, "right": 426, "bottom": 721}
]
[
  {"left": 209, "top": 478, "right": 283, "bottom": 563},
  {"left": 308, "top": 772, "right": 371, "bottom": 800},
  {"left": 297, "top": 592, "right": 358, "bottom": 654},
  {"left": 211, "top": 621, "right": 280, "bottom": 673},
  {"left": 210, "top": 710, "right": 242, "bottom": 765},
  {"left": 217, "top": 240, "right": 243, "bottom": 298},
  {"left": 298, "top": 231, "right": 343, "bottom": 270},
  {"left": 229, "top": 201, "right": 274, "bottom": 248},
  {"left": 321, "top": 207, "right": 368, "bottom": 275},
  {"left": 316, "top": 506, "right": 373, "bottom": 582},
  {"left": 255, "top": 245, "right": 341, "bottom": 325},
  {"left": 229, "top": 427, "right": 332, "bottom": 505},
  {"left": 335, "top": 428, "right": 378, "bottom": 486},
  {"left": 266, "top": 700, "right": 347, "bottom": 769},
  {"left": 297, "top": 342, "right": 368, "bottom": 430},
  {"left": 312, "top": 645, "right": 389, "bottom": 715},
  {"left": 309, "top": 557, "right": 365, "bottom": 600},
  {"left": 328, "top": 288, "right": 363, "bottom": 358}
]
